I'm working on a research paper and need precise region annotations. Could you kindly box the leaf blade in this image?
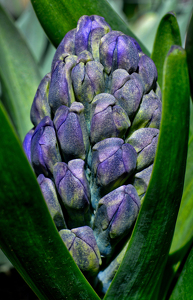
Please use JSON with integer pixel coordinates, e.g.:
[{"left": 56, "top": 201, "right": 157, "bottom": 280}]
[{"left": 156, "top": 100, "right": 193, "bottom": 300}]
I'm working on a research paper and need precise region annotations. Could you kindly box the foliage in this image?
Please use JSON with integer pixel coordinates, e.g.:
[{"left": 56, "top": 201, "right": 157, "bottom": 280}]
[{"left": 0, "top": 0, "right": 192, "bottom": 299}]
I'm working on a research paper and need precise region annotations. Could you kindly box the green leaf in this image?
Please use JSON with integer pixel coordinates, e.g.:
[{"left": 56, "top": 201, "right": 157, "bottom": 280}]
[
  {"left": 30, "top": 0, "right": 149, "bottom": 56},
  {"left": 0, "top": 4, "right": 41, "bottom": 141},
  {"left": 0, "top": 103, "right": 100, "bottom": 300},
  {"left": 169, "top": 244, "right": 193, "bottom": 299},
  {"left": 185, "top": 10, "right": 193, "bottom": 99},
  {"left": 151, "top": 12, "right": 181, "bottom": 90},
  {"left": 156, "top": 97, "right": 193, "bottom": 300},
  {"left": 155, "top": 101, "right": 193, "bottom": 300},
  {"left": 104, "top": 46, "right": 190, "bottom": 300}
]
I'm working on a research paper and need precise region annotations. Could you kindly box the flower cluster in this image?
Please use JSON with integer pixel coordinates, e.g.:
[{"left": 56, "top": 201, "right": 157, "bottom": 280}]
[{"left": 23, "top": 15, "right": 162, "bottom": 290}]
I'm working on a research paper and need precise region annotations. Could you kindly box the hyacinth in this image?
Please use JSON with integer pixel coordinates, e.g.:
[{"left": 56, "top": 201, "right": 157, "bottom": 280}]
[{"left": 23, "top": 15, "right": 162, "bottom": 295}]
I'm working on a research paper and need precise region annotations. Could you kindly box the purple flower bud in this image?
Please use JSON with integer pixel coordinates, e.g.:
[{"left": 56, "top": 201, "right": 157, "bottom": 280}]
[
  {"left": 75, "top": 15, "right": 111, "bottom": 60},
  {"left": 51, "top": 29, "right": 76, "bottom": 72},
  {"left": 126, "top": 128, "right": 159, "bottom": 171},
  {"left": 53, "top": 160, "right": 91, "bottom": 228},
  {"left": 31, "top": 116, "right": 61, "bottom": 177},
  {"left": 93, "top": 185, "right": 140, "bottom": 256},
  {"left": 30, "top": 73, "right": 51, "bottom": 127},
  {"left": 53, "top": 102, "right": 89, "bottom": 161},
  {"left": 92, "top": 138, "right": 137, "bottom": 189},
  {"left": 138, "top": 54, "right": 158, "bottom": 93},
  {"left": 59, "top": 226, "right": 101, "bottom": 277},
  {"left": 133, "top": 164, "right": 153, "bottom": 200},
  {"left": 111, "top": 69, "right": 144, "bottom": 118},
  {"left": 100, "top": 31, "right": 139, "bottom": 74},
  {"left": 90, "top": 93, "right": 130, "bottom": 145},
  {"left": 71, "top": 52, "right": 105, "bottom": 125},
  {"left": 37, "top": 174, "right": 66, "bottom": 230},
  {"left": 48, "top": 55, "right": 77, "bottom": 113},
  {"left": 23, "top": 128, "right": 34, "bottom": 164},
  {"left": 129, "top": 90, "right": 162, "bottom": 135}
]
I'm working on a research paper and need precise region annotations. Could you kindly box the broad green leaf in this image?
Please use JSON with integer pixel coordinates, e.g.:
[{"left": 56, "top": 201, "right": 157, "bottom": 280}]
[
  {"left": 169, "top": 244, "right": 193, "bottom": 300},
  {"left": 0, "top": 103, "right": 100, "bottom": 300},
  {"left": 151, "top": 12, "right": 181, "bottom": 90},
  {"left": 185, "top": 10, "right": 193, "bottom": 99},
  {"left": 104, "top": 46, "right": 190, "bottom": 300},
  {"left": 156, "top": 21, "right": 193, "bottom": 294},
  {"left": 0, "top": 4, "right": 41, "bottom": 141},
  {"left": 30, "top": 0, "right": 149, "bottom": 56},
  {"left": 156, "top": 102, "right": 193, "bottom": 300}
]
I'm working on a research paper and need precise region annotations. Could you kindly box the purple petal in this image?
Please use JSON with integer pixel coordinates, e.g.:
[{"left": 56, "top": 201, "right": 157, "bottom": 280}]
[
  {"left": 30, "top": 73, "right": 51, "bottom": 126},
  {"left": 51, "top": 28, "right": 76, "bottom": 72},
  {"left": 23, "top": 128, "right": 34, "bottom": 164},
  {"left": 31, "top": 116, "right": 61, "bottom": 176}
]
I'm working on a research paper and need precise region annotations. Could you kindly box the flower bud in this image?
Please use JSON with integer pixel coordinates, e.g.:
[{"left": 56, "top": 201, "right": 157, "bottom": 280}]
[
  {"left": 129, "top": 90, "right": 162, "bottom": 135},
  {"left": 51, "top": 29, "right": 76, "bottom": 72},
  {"left": 111, "top": 69, "right": 144, "bottom": 118},
  {"left": 90, "top": 93, "right": 130, "bottom": 145},
  {"left": 59, "top": 226, "right": 102, "bottom": 277},
  {"left": 92, "top": 138, "right": 137, "bottom": 188},
  {"left": 71, "top": 51, "right": 105, "bottom": 125},
  {"left": 48, "top": 55, "right": 77, "bottom": 113},
  {"left": 75, "top": 15, "right": 111, "bottom": 60},
  {"left": 53, "top": 102, "right": 89, "bottom": 161},
  {"left": 100, "top": 31, "right": 139, "bottom": 74},
  {"left": 53, "top": 160, "right": 91, "bottom": 228},
  {"left": 31, "top": 117, "right": 61, "bottom": 177},
  {"left": 37, "top": 174, "right": 66, "bottom": 230},
  {"left": 23, "top": 128, "right": 34, "bottom": 164},
  {"left": 93, "top": 185, "right": 140, "bottom": 257},
  {"left": 138, "top": 54, "right": 158, "bottom": 93},
  {"left": 30, "top": 73, "right": 51, "bottom": 126},
  {"left": 126, "top": 128, "right": 159, "bottom": 171},
  {"left": 133, "top": 164, "right": 153, "bottom": 200}
]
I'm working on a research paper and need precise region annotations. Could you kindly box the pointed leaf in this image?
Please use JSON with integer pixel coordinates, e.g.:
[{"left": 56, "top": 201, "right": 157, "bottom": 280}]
[
  {"left": 0, "top": 4, "right": 41, "bottom": 141},
  {"left": 0, "top": 103, "right": 100, "bottom": 300},
  {"left": 151, "top": 12, "right": 181, "bottom": 90},
  {"left": 30, "top": 0, "right": 149, "bottom": 55},
  {"left": 156, "top": 102, "right": 193, "bottom": 300},
  {"left": 104, "top": 46, "right": 190, "bottom": 300}
]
